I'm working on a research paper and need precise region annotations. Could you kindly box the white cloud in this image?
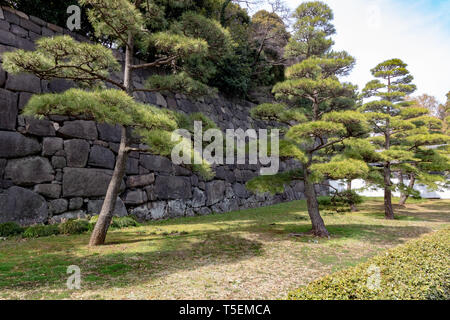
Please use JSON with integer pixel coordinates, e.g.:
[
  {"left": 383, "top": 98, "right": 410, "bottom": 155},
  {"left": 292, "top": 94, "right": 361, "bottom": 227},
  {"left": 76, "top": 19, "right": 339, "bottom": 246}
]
[{"left": 272, "top": 0, "right": 450, "bottom": 102}]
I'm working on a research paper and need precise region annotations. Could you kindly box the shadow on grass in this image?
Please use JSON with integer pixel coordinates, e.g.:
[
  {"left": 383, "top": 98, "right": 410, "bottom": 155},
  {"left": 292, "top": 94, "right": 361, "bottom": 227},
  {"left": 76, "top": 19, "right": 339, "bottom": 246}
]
[
  {"left": 0, "top": 199, "right": 448, "bottom": 295},
  {"left": 0, "top": 233, "right": 263, "bottom": 292}
]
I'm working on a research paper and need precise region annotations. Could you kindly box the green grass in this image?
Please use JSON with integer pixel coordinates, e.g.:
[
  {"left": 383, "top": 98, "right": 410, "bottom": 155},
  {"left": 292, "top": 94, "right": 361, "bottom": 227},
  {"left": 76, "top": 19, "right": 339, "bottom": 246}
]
[{"left": 0, "top": 198, "right": 448, "bottom": 300}]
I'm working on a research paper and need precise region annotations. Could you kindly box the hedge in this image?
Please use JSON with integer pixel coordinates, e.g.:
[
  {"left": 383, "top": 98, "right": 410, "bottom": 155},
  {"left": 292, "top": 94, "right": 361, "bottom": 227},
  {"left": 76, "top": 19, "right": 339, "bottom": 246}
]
[{"left": 288, "top": 227, "right": 450, "bottom": 300}]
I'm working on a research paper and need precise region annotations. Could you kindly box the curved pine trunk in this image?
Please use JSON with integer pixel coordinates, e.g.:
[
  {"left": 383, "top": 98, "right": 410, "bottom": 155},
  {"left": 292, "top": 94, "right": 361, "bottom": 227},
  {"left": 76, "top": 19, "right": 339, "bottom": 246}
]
[
  {"left": 399, "top": 175, "right": 416, "bottom": 206},
  {"left": 384, "top": 163, "right": 394, "bottom": 219},
  {"left": 304, "top": 171, "right": 330, "bottom": 237},
  {"left": 89, "top": 127, "right": 128, "bottom": 246}
]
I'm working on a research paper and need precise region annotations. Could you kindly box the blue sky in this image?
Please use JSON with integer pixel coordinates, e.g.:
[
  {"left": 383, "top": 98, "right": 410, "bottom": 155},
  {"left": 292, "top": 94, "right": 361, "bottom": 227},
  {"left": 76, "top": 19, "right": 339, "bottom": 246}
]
[{"left": 255, "top": 0, "right": 450, "bottom": 102}]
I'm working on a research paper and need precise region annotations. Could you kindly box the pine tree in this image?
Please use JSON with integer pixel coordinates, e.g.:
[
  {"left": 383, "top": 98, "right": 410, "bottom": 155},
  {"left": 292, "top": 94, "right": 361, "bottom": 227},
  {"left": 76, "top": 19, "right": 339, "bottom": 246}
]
[
  {"left": 361, "top": 59, "right": 418, "bottom": 218},
  {"left": 2, "top": 0, "right": 224, "bottom": 246},
  {"left": 247, "top": 1, "right": 368, "bottom": 237},
  {"left": 395, "top": 99, "right": 450, "bottom": 206}
]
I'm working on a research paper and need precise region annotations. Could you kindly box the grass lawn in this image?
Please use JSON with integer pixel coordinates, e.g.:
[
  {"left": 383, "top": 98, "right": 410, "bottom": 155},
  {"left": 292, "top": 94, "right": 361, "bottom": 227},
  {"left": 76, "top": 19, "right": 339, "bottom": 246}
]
[{"left": 0, "top": 198, "right": 449, "bottom": 300}]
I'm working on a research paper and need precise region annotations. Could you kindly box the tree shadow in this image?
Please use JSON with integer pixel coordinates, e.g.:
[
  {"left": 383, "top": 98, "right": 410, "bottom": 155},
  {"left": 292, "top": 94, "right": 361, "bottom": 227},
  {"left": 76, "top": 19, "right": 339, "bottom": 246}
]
[{"left": 0, "top": 233, "right": 263, "bottom": 292}]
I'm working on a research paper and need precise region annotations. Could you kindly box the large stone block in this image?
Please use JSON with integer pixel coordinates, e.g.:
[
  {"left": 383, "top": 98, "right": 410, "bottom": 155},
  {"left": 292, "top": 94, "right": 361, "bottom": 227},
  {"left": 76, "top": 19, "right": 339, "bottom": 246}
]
[
  {"left": 126, "top": 157, "right": 139, "bottom": 175},
  {"left": 192, "top": 187, "right": 206, "bottom": 208},
  {"left": 155, "top": 176, "right": 192, "bottom": 200},
  {"left": 59, "top": 120, "right": 98, "bottom": 140},
  {"left": 149, "top": 201, "right": 167, "bottom": 220},
  {"left": 87, "top": 198, "right": 127, "bottom": 217},
  {"left": 0, "top": 131, "right": 41, "bottom": 158},
  {"left": 140, "top": 154, "right": 173, "bottom": 174},
  {"left": 205, "top": 180, "right": 226, "bottom": 205},
  {"left": 48, "top": 79, "right": 73, "bottom": 93},
  {"left": 126, "top": 173, "right": 155, "bottom": 188},
  {"left": 123, "top": 189, "right": 147, "bottom": 205},
  {"left": 62, "top": 168, "right": 124, "bottom": 197},
  {"left": 48, "top": 199, "right": 68, "bottom": 215},
  {"left": 0, "top": 88, "right": 18, "bottom": 130},
  {"left": 0, "top": 28, "right": 18, "bottom": 46},
  {"left": 64, "top": 139, "right": 90, "bottom": 167},
  {"left": 5, "top": 156, "right": 54, "bottom": 186},
  {"left": 88, "top": 145, "right": 115, "bottom": 169},
  {"left": 24, "top": 117, "right": 55, "bottom": 136},
  {"left": 34, "top": 183, "right": 61, "bottom": 199},
  {"left": 6, "top": 73, "right": 41, "bottom": 93},
  {"left": 19, "top": 18, "right": 41, "bottom": 34},
  {"left": 42, "top": 137, "right": 63, "bottom": 156},
  {"left": 233, "top": 183, "right": 249, "bottom": 198},
  {"left": 0, "top": 186, "right": 48, "bottom": 225},
  {"left": 97, "top": 123, "right": 121, "bottom": 142},
  {"left": 167, "top": 199, "right": 186, "bottom": 217}
]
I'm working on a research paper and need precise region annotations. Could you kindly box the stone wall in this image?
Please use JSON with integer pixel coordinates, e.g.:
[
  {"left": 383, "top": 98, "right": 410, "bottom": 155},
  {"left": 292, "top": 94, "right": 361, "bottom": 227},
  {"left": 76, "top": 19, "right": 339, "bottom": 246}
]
[{"left": 0, "top": 6, "right": 328, "bottom": 226}]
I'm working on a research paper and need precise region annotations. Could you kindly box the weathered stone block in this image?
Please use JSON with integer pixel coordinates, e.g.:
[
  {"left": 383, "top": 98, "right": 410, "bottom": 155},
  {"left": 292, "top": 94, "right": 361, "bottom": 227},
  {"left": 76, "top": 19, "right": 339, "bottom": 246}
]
[
  {"left": 6, "top": 73, "right": 41, "bottom": 93},
  {"left": 97, "top": 123, "right": 121, "bottom": 142},
  {"left": 127, "top": 173, "right": 155, "bottom": 188},
  {"left": 123, "top": 189, "right": 147, "bottom": 205},
  {"left": 149, "top": 201, "right": 167, "bottom": 220},
  {"left": 48, "top": 79, "right": 73, "bottom": 93},
  {"left": 87, "top": 198, "right": 127, "bottom": 217},
  {"left": 51, "top": 156, "right": 66, "bottom": 169},
  {"left": 19, "top": 18, "right": 41, "bottom": 34},
  {"left": 140, "top": 154, "right": 173, "bottom": 173},
  {"left": 88, "top": 145, "right": 115, "bottom": 169},
  {"left": 34, "top": 183, "right": 61, "bottom": 199},
  {"left": 0, "top": 186, "right": 48, "bottom": 225},
  {"left": 24, "top": 117, "right": 55, "bottom": 136},
  {"left": 69, "top": 197, "right": 84, "bottom": 211},
  {"left": 64, "top": 139, "right": 90, "bottom": 167},
  {"left": 233, "top": 183, "right": 249, "bottom": 198},
  {"left": 49, "top": 199, "right": 68, "bottom": 215},
  {"left": 205, "top": 180, "right": 226, "bottom": 205},
  {"left": 196, "top": 207, "right": 212, "bottom": 216},
  {"left": 126, "top": 157, "right": 139, "bottom": 175},
  {"left": 59, "top": 120, "right": 98, "bottom": 140},
  {"left": 0, "top": 88, "right": 18, "bottom": 131},
  {"left": 155, "top": 176, "right": 192, "bottom": 200},
  {"left": 192, "top": 187, "right": 206, "bottom": 208},
  {"left": 42, "top": 137, "right": 63, "bottom": 156},
  {"left": 0, "top": 131, "right": 41, "bottom": 158},
  {"left": 5, "top": 156, "right": 54, "bottom": 186},
  {"left": 62, "top": 168, "right": 124, "bottom": 197},
  {"left": 167, "top": 200, "right": 186, "bottom": 217},
  {"left": 11, "top": 24, "right": 28, "bottom": 38}
]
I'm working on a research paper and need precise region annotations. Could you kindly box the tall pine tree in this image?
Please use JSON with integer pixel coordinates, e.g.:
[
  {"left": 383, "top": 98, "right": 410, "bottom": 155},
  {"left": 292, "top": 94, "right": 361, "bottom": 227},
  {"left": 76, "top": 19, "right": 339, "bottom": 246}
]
[
  {"left": 361, "top": 59, "right": 418, "bottom": 218},
  {"left": 247, "top": 1, "right": 368, "bottom": 237}
]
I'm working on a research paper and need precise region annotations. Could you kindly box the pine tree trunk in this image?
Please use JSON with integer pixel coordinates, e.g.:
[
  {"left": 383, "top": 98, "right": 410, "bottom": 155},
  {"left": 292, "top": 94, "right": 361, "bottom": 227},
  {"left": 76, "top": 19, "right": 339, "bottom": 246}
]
[
  {"left": 347, "top": 180, "right": 357, "bottom": 212},
  {"left": 89, "top": 32, "right": 134, "bottom": 246},
  {"left": 89, "top": 126, "right": 129, "bottom": 246},
  {"left": 304, "top": 169, "right": 330, "bottom": 237},
  {"left": 399, "top": 175, "right": 415, "bottom": 206},
  {"left": 384, "top": 163, "right": 394, "bottom": 219}
]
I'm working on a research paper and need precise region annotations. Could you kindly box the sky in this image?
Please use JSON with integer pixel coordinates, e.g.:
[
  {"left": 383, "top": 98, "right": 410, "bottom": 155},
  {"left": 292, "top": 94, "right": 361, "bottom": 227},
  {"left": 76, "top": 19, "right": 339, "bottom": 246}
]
[{"left": 253, "top": 0, "right": 450, "bottom": 103}]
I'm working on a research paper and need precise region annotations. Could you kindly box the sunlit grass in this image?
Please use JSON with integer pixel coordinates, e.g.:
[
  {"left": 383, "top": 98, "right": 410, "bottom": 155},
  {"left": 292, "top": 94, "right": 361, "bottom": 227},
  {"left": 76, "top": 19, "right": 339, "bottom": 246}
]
[{"left": 0, "top": 198, "right": 448, "bottom": 300}]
